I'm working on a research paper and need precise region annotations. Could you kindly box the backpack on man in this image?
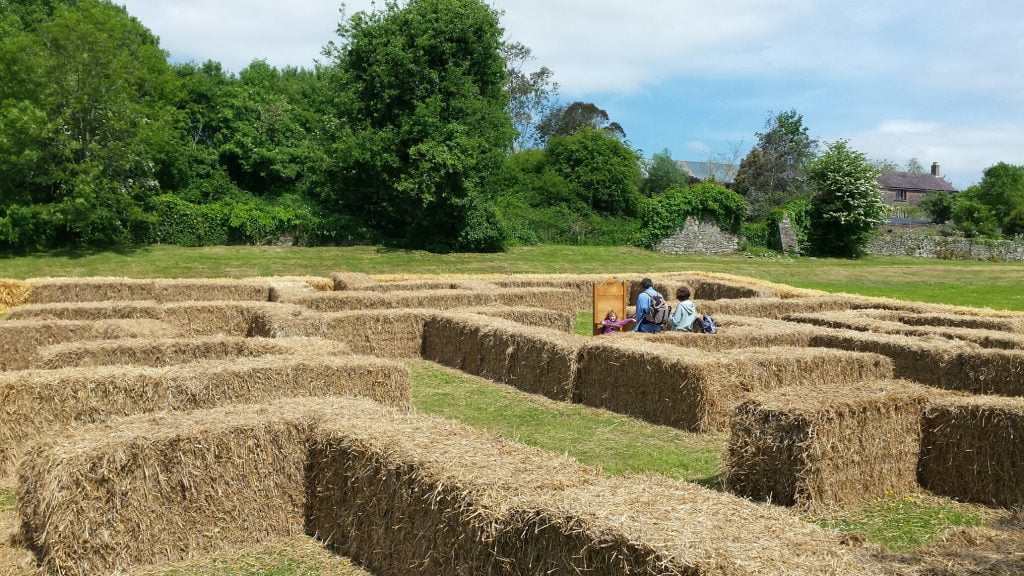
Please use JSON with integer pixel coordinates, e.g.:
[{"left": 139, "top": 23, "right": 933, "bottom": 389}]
[{"left": 643, "top": 294, "right": 671, "bottom": 326}]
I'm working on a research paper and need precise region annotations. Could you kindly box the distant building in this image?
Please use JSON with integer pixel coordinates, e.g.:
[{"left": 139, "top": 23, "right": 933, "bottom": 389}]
[
  {"left": 678, "top": 161, "right": 739, "bottom": 187},
  {"left": 877, "top": 162, "right": 956, "bottom": 207}
]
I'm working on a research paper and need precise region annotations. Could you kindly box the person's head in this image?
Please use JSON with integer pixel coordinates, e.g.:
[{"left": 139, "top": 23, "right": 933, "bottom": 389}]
[
  {"left": 641, "top": 278, "right": 653, "bottom": 290},
  {"left": 605, "top": 310, "right": 618, "bottom": 321},
  {"left": 676, "top": 286, "right": 691, "bottom": 301}
]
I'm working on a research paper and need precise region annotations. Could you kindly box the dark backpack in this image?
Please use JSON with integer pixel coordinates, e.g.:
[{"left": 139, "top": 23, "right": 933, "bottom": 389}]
[
  {"left": 700, "top": 314, "right": 717, "bottom": 334},
  {"left": 643, "top": 294, "right": 670, "bottom": 325}
]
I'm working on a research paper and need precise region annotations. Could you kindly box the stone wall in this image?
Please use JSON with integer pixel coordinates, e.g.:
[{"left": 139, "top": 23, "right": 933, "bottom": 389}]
[
  {"left": 868, "top": 233, "right": 1024, "bottom": 261},
  {"left": 654, "top": 216, "right": 738, "bottom": 255}
]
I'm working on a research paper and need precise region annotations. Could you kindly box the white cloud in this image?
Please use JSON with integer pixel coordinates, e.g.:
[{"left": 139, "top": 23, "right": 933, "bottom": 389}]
[{"left": 844, "top": 121, "right": 1024, "bottom": 188}]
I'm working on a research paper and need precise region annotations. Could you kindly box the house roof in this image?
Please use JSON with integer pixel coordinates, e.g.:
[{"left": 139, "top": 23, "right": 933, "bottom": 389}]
[
  {"left": 678, "top": 161, "right": 738, "bottom": 185},
  {"left": 877, "top": 171, "right": 957, "bottom": 193}
]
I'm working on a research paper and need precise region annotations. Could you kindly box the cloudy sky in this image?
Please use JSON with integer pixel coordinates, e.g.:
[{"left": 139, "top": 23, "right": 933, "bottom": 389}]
[{"left": 119, "top": 0, "right": 1023, "bottom": 188}]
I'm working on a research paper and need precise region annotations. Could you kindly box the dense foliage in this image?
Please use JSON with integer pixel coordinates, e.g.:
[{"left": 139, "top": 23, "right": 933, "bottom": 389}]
[
  {"left": 733, "top": 109, "right": 818, "bottom": 219},
  {"left": 806, "top": 141, "right": 888, "bottom": 257},
  {"left": 634, "top": 182, "right": 748, "bottom": 248}
]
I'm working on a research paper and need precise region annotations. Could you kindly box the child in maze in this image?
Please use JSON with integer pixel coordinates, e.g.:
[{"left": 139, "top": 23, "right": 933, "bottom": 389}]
[{"left": 600, "top": 309, "right": 635, "bottom": 335}]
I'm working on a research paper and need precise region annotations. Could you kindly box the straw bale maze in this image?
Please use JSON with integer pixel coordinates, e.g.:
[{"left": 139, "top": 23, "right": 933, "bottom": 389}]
[{"left": 1, "top": 272, "right": 1022, "bottom": 575}]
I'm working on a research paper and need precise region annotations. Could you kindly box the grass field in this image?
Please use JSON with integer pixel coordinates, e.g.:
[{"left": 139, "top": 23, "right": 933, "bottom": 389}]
[
  {"left": 1, "top": 245, "right": 1019, "bottom": 574},
  {"left": 3, "top": 244, "right": 1024, "bottom": 309}
]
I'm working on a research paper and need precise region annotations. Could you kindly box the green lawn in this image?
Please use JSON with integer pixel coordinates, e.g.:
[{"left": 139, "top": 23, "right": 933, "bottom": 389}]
[{"left": 3, "top": 244, "right": 1024, "bottom": 310}]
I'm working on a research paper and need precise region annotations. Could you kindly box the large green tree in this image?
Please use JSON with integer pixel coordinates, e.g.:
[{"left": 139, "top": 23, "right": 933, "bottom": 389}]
[
  {"left": 734, "top": 109, "right": 818, "bottom": 219},
  {"left": 0, "top": 0, "right": 184, "bottom": 248},
  {"left": 322, "top": 0, "right": 515, "bottom": 250},
  {"left": 545, "top": 128, "right": 642, "bottom": 216},
  {"left": 806, "top": 140, "right": 888, "bottom": 257},
  {"left": 642, "top": 148, "right": 688, "bottom": 197},
  {"left": 536, "top": 101, "right": 625, "bottom": 144}
]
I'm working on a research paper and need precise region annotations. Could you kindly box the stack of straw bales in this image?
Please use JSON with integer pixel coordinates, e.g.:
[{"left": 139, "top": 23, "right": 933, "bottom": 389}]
[
  {"left": 320, "top": 309, "right": 434, "bottom": 358},
  {"left": 248, "top": 305, "right": 326, "bottom": 338},
  {"left": 19, "top": 397, "right": 877, "bottom": 575},
  {"left": 0, "top": 279, "right": 30, "bottom": 313},
  {"left": 422, "top": 314, "right": 585, "bottom": 401},
  {"left": 159, "top": 301, "right": 289, "bottom": 336},
  {"left": 0, "top": 319, "right": 177, "bottom": 371},
  {"left": 330, "top": 272, "right": 376, "bottom": 291},
  {"left": 785, "top": 310, "right": 1024, "bottom": 350},
  {"left": 919, "top": 395, "right": 1024, "bottom": 508},
  {"left": 644, "top": 316, "right": 816, "bottom": 352},
  {"left": 862, "top": 309, "right": 1024, "bottom": 333},
  {"left": 30, "top": 336, "right": 350, "bottom": 369},
  {"left": 700, "top": 296, "right": 867, "bottom": 319},
  {"left": 724, "top": 380, "right": 937, "bottom": 510},
  {"left": 0, "top": 355, "right": 409, "bottom": 476},
  {"left": 458, "top": 305, "right": 575, "bottom": 333},
  {"left": 288, "top": 287, "right": 580, "bottom": 316},
  {"left": 7, "top": 301, "right": 164, "bottom": 322},
  {"left": 576, "top": 339, "right": 892, "bottom": 432},
  {"left": 26, "top": 277, "right": 273, "bottom": 304}
]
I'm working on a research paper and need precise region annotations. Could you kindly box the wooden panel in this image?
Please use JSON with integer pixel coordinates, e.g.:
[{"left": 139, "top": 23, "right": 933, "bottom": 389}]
[{"left": 593, "top": 280, "right": 628, "bottom": 335}]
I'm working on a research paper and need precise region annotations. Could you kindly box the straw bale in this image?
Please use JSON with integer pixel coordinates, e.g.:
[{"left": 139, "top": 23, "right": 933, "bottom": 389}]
[
  {"left": 250, "top": 275, "right": 334, "bottom": 292},
  {"left": 0, "top": 279, "right": 31, "bottom": 313},
  {"left": 288, "top": 289, "right": 486, "bottom": 312},
  {"left": 485, "top": 287, "right": 580, "bottom": 315},
  {"left": 373, "top": 279, "right": 500, "bottom": 292},
  {"left": 248, "top": 305, "right": 327, "bottom": 338},
  {"left": 0, "top": 319, "right": 177, "bottom": 371},
  {"left": 266, "top": 281, "right": 317, "bottom": 303},
  {"left": 18, "top": 403, "right": 323, "bottom": 575},
  {"left": 155, "top": 279, "right": 270, "bottom": 302},
  {"left": 0, "top": 355, "right": 409, "bottom": 476},
  {"left": 5, "top": 300, "right": 164, "bottom": 321},
  {"left": 159, "top": 301, "right": 280, "bottom": 336},
  {"left": 940, "top": 348, "right": 1024, "bottom": 396},
  {"left": 320, "top": 309, "right": 433, "bottom": 358},
  {"left": 919, "top": 396, "right": 1024, "bottom": 508},
  {"left": 786, "top": 310, "right": 1024, "bottom": 350},
  {"left": 330, "top": 272, "right": 376, "bottom": 291},
  {"left": 422, "top": 313, "right": 585, "bottom": 401},
  {"left": 509, "top": 474, "right": 879, "bottom": 575},
  {"left": 576, "top": 339, "right": 892, "bottom": 432},
  {"left": 458, "top": 305, "right": 575, "bottom": 333},
  {"left": 30, "top": 336, "right": 350, "bottom": 369},
  {"left": 724, "top": 380, "right": 936, "bottom": 510},
  {"left": 862, "top": 309, "right": 1024, "bottom": 333},
  {"left": 700, "top": 296, "right": 865, "bottom": 319},
  {"left": 26, "top": 277, "right": 156, "bottom": 303},
  {"left": 646, "top": 320, "right": 816, "bottom": 351},
  {"left": 21, "top": 396, "right": 876, "bottom": 575}
]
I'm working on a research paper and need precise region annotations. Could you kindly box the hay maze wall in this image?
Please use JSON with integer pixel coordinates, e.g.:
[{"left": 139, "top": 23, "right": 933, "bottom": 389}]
[{"left": 2, "top": 272, "right": 1021, "bottom": 574}]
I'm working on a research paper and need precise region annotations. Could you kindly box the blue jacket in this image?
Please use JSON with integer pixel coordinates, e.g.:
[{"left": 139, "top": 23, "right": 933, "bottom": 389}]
[{"left": 634, "top": 287, "right": 663, "bottom": 331}]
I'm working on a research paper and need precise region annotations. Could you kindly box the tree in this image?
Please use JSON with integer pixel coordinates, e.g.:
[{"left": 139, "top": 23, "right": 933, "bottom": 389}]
[
  {"left": 806, "top": 140, "right": 888, "bottom": 257},
  {"left": 643, "top": 149, "right": 687, "bottom": 196},
  {"left": 503, "top": 41, "right": 558, "bottom": 151},
  {"left": 536, "top": 101, "right": 625, "bottom": 143},
  {"left": 870, "top": 157, "right": 925, "bottom": 174},
  {"left": 734, "top": 109, "right": 818, "bottom": 219},
  {"left": 968, "top": 162, "right": 1024, "bottom": 226},
  {"left": 323, "top": 0, "right": 515, "bottom": 250},
  {"left": 951, "top": 191, "right": 1000, "bottom": 238},
  {"left": 920, "top": 191, "right": 955, "bottom": 224},
  {"left": 545, "top": 128, "right": 641, "bottom": 216},
  {"left": 0, "top": 0, "right": 185, "bottom": 248}
]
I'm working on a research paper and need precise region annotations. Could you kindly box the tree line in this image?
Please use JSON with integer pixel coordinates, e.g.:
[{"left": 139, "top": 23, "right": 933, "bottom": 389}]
[{"left": 2, "top": 0, "right": 1018, "bottom": 256}]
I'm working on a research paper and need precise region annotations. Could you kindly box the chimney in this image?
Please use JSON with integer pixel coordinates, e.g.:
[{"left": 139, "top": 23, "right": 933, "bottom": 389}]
[{"left": 931, "top": 162, "right": 940, "bottom": 177}]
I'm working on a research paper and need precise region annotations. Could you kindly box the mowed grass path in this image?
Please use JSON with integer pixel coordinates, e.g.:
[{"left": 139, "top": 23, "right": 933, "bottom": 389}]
[{"left": 2, "top": 244, "right": 1024, "bottom": 309}]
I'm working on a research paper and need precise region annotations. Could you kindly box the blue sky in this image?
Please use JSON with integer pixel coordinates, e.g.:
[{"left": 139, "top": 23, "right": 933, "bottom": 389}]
[{"left": 120, "top": 0, "right": 1023, "bottom": 188}]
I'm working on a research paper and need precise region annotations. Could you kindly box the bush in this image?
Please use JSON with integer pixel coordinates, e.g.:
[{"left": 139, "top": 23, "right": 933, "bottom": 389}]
[
  {"left": 546, "top": 128, "right": 643, "bottom": 216},
  {"left": 1004, "top": 206, "right": 1024, "bottom": 238},
  {"left": 920, "top": 192, "right": 955, "bottom": 224},
  {"left": 146, "top": 194, "right": 325, "bottom": 247},
  {"left": 952, "top": 197, "right": 1000, "bottom": 238},
  {"left": 765, "top": 197, "right": 811, "bottom": 251},
  {"left": 456, "top": 199, "right": 508, "bottom": 252},
  {"left": 634, "top": 182, "right": 749, "bottom": 248},
  {"left": 740, "top": 222, "right": 771, "bottom": 251},
  {"left": 806, "top": 140, "right": 888, "bottom": 257}
]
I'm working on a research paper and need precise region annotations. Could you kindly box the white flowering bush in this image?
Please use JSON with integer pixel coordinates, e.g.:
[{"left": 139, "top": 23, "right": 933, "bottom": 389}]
[{"left": 807, "top": 140, "right": 889, "bottom": 257}]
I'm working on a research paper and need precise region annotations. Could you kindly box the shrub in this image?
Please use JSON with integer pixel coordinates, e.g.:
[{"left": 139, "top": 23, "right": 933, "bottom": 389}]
[
  {"left": 952, "top": 196, "right": 1000, "bottom": 238},
  {"left": 920, "top": 192, "right": 955, "bottom": 224},
  {"left": 546, "top": 128, "right": 643, "bottom": 216},
  {"left": 806, "top": 140, "right": 888, "bottom": 257},
  {"left": 634, "top": 182, "right": 748, "bottom": 248}
]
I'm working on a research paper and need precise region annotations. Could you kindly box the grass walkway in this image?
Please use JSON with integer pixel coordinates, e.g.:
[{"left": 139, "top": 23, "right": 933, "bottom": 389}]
[{"left": 2, "top": 244, "right": 1023, "bottom": 309}]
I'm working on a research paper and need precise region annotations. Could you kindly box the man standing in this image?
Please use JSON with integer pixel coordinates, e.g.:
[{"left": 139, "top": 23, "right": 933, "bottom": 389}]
[{"left": 634, "top": 278, "right": 666, "bottom": 333}]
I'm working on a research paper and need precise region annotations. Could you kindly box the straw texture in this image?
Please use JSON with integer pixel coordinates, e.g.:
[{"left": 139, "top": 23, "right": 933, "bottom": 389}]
[
  {"left": 785, "top": 310, "right": 1024, "bottom": 350},
  {"left": 6, "top": 301, "right": 164, "bottom": 321},
  {"left": 576, "top": 339, "right": 892, "bottom": 431},
  {"left": 30, "top": 336, "right": 350, "bottom": 369},
  {"left": 458, "top": 305, "right": 575, "bottom": 333},
  {"left": 0, "top": 279, "right": 31, "bottom": 313},
  {"left": 422, "top": 313, "right": 585, "bottom": 401},
  {"left": 0, "top": 319, "right": 177, "bottom": 371},
  {"left": 919, "top": 395, "right": 1024, "bottom": 508},
  {"left": 330, "top": 272, "right": 377, "bottom": 291},
  {"left": 320, "top": 309, "right": 434, "bottom": 358},
  {"left": 724, "top": 380, "right": 936, "bottom": 510},
  {"left": 0, "top": 355, "right": 409, "bottom": 476},
  {"left": 26, "top": 277, "right": 271, "bottom": 304},
  {"left": 289, "top": 287, "right": 580, "bottom": 316}
]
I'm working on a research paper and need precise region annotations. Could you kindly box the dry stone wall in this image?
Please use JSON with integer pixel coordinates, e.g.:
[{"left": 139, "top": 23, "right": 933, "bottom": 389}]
[
  {"left": 654, "top": 216, "right": 738, "bottom": 255},
  {"left": 868, "top": 233, "right": 1024, "bottom": 261}
]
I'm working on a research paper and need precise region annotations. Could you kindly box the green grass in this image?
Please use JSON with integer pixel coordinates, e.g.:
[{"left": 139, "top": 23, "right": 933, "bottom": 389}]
[
  {"left": 0, "top": 487, "right": 14, "bottom": 512},
  {"left": 3, "top": 244, "right": 1024, "bottom": 310},
  {"left": 573, "top": 311, "right": 594, "bottom": 336},
  {"left": 409, "top": 361, "right": 722, "bottom": 483},
  {"left": 814, "top": 495, "right": 986, "bottom": 552}
]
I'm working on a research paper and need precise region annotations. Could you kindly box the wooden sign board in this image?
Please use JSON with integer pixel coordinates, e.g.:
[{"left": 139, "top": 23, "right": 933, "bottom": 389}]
[{"left": 592, "top": 279, "right": 629, "bottom": 336}]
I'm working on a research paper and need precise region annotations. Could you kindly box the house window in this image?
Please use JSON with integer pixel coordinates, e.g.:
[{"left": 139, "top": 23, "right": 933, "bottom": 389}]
[{"left": 895, "top": 189, "right": 907, "bottom": 202}]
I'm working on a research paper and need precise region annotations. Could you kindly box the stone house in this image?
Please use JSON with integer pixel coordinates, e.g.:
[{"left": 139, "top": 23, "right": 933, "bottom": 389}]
[{"left": 877, "top": 162, "right": 956, "bottom": 208}]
